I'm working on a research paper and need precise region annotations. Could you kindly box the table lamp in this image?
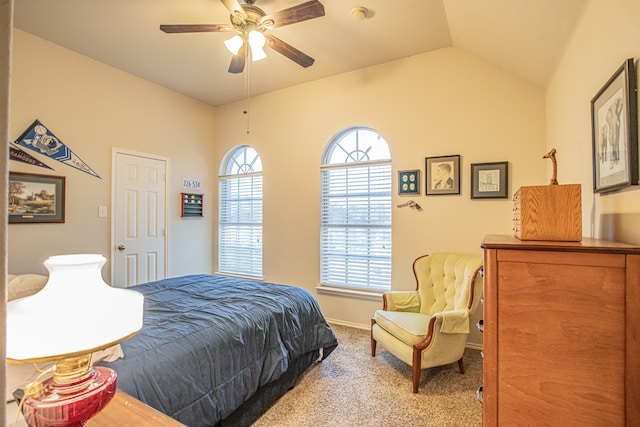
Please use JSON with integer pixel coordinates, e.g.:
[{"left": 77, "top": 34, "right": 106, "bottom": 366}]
[{"left": 6, "top": 254, "right": 144, "bottom": 427}]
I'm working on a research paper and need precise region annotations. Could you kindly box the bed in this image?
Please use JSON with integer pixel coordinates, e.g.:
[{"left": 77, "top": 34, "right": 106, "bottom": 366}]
[{"left": 100, "top": 274, "right": 338, "bottom": 427}]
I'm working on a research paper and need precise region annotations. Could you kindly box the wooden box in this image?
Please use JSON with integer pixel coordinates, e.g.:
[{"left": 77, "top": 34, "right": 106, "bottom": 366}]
[{"left": 513, "top": 184, "right": 581, "bottom": 241}]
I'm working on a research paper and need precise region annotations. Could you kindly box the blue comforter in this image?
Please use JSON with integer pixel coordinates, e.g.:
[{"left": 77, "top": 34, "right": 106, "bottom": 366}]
[{"left": 102, "top": 274, "right": 338, "bottom": 426}]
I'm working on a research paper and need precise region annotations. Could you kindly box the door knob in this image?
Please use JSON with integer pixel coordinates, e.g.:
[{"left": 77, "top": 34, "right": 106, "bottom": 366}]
[{"left": 117, "top": 244, "right": 126, "bottom": 251}]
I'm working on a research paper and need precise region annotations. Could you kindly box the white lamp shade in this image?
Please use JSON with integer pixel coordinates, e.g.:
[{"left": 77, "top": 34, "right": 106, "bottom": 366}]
[
  {"left": 250, "top": 45, "right": 267, "bottom": 61},
  {"left": 6, "top": 254, "right": 144, "bottom": 363},
  {"left": 248, "top": 30, "right": 267, "bottom": 61},
  {"left": 248, "top": 30, "right": 265, "bottom": 49},
  {"left": 224, "top": 35, "right": 244, "bottom": 55}
]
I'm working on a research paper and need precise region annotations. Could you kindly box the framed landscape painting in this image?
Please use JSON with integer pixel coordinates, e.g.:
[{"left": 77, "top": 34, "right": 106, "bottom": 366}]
[{"left": 8, "top": 172, "right": 66, "bottom": 223}]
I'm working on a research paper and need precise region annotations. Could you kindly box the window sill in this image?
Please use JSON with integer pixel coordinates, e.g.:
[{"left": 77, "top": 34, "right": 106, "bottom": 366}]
[{"left": 316, "top": 285, "right": 384, "bottom": 302}]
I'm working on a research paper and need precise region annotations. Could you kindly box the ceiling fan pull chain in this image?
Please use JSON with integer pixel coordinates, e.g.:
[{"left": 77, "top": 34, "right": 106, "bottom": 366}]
[{"left": 244, "top": 46, "right": 251, "bottom": 135}]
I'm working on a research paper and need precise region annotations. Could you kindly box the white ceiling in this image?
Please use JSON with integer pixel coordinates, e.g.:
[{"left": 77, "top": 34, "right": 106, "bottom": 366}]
[{"left": 13, "top": 0, "right": 587, "bottom": 107}]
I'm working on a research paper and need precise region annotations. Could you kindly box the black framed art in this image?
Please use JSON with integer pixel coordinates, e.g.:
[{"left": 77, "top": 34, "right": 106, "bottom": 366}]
[
  {"left": 398, "top": 170, "right": 420, "bottom": 195},
  {"left": 471, "top": 161, "right": 509, "bottom": 199},
  {"left": 425, "top": 155, "right": 460, "bottom": 195},
  {"left": 8, "top": 172, "right": 66, "bottom": 223},
  {"left": 591, "top": 58, "right": 638, "bottom": 193}
]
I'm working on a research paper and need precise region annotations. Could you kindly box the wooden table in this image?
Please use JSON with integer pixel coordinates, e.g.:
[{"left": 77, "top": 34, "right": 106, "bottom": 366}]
[{"left": 88, "top": 390, "right": 185, "bottom": 427}]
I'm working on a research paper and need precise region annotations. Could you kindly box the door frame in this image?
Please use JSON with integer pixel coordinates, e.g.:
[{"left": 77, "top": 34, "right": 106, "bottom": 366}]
[{"left": 111, "top": 147, "right": 170, "bottom": 284}]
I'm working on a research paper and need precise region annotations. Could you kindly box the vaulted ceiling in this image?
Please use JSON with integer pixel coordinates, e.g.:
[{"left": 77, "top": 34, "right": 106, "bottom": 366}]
[{"left": 13, "top": 0, "right": 587, "bottom": 107}]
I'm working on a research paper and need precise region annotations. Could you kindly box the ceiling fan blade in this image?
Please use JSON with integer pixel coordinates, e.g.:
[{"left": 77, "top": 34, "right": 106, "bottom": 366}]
[
  {"left": 220, "top": 0, "right": 248, "bottom": 19},
  {"left": 268, "top": 0, "right": 325, "bottom": 28},
  {"left": 266, "top": 35, "right": 315, "bottom": 68},
  {"left": 160, "top": 24, "right": 231, "bottom": 33},
  {"left": 228, "top": 45, "right": 246, "bottom": 74}
]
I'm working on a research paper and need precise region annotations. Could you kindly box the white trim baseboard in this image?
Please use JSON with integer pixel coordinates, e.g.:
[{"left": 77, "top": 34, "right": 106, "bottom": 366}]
[
  {"left": 326, "top": 318, "right": 484, "bottom": 350},
  {"left": 326, "top": 318, "right": 369, "bottom": 330}
]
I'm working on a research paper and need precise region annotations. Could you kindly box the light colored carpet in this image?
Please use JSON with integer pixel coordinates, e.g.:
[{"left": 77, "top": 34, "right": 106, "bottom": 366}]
[{"left": 253, "top": 323, "right": 483, "bottom": 427}]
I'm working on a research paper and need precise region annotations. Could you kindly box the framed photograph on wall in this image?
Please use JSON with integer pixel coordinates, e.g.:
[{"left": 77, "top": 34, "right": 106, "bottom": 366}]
[
  {"left": 471, "top": 161, "right": 509, "bottom": 199},
  {"left": 425, "top": 155, "right": 460, "bottom": 195},
  {"left": 591, "top": 58, "right": 638, "bottom": 193},
  {"left": 398, "top": 170, "right": 420, "bottom": 195},
  {"left": 8, "top": 172, "right": 66, "bottom": 223}
]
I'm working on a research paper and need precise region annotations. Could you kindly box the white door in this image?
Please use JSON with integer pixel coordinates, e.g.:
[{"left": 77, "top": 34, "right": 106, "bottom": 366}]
[{"left": 113, "top": 151, "right": 167, "bottom": 288}]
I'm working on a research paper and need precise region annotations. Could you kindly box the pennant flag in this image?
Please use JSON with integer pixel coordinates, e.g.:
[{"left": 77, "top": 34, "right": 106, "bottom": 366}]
[
  {"left": 9, "top": 142, "right": 54, "bottom": 169},
  {"left": 14, "top": 119, "right": 101, "bottom": 178}
]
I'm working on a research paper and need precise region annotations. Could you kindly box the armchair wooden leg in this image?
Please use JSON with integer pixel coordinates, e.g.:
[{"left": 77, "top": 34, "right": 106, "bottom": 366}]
[
  {"left": 412, "top": 348, "right": 421, "bottom": 393},
  {"left": 458, "top": 357, "right": 464, "bottom": 374},
  {"left": 371, "top": 318, "right": 377, "bottom": 357}
]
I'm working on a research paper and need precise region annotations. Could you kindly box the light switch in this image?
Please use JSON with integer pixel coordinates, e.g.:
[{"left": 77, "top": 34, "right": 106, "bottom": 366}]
[{"left": 98, "top": 205, "right": 108, "bottom": 218}]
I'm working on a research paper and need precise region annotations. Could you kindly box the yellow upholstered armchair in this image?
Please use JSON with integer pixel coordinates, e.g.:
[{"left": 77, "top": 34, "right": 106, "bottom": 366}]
[{"left": 371, "top": 253, "right": 483, "bottom": 393}]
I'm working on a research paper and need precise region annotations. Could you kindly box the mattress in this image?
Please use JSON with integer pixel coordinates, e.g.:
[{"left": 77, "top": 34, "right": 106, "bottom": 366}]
[{"left": 101, "top": 274, "right": 338, "bottom": 426}]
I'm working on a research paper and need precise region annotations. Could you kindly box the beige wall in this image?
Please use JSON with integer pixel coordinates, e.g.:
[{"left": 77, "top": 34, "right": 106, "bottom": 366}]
[
  {"left": 214, "top": 47, "right": 547, "bottom": 344},
  {"left": 8, "top": 30, "right": 217, "bottom": 280},
  {"left": 547, "top": 0, "right": 640, "bottom": 245}
]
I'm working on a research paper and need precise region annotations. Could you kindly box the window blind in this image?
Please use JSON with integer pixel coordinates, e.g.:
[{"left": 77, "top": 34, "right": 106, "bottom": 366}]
[
  {"left": 219, "top": 175, "right": 263, "bottom": 277},
  {"left": 320, "top": 163, "right": 392, "bottom": 289}
]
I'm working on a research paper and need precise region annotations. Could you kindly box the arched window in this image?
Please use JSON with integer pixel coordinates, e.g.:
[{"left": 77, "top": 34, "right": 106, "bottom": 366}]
[
  {"left": 320, "top": 127, "right": 392, "bottom": 290},
  {"left": 218, "top": 145, "right": 263, "bottom": 277}
]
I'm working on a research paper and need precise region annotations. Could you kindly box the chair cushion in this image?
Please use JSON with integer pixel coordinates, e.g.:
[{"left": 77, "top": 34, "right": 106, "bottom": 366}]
[{"left": 374, "top": 310, "right": 431, "bottom": 346}]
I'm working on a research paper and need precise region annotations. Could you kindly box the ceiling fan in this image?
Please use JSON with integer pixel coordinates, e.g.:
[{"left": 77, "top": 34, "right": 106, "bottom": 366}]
[{"left": 160, "top": 0, "right": 325, "bottom": 74}]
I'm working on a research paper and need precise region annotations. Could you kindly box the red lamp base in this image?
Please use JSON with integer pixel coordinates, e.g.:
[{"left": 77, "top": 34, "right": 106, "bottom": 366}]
[{"left": 21, "top": 366, "right": 117, "bottom": 427}]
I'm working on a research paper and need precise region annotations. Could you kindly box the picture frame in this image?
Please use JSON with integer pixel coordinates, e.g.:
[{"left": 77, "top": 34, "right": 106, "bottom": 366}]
[
  {"left": 9, "top": 172, "right": 66, "bottom": 223},
  {"left": 471, "top": 161, "right": 509, "bottom": 199},
  {"left": 591, "top": 58, "right": 638, "bottom": 193},
  {"left": 398, "top": 170, "right": 420, "bottom": 195},
  {"left": 425, "top": 155, "right": 460, "bottom": 195}
]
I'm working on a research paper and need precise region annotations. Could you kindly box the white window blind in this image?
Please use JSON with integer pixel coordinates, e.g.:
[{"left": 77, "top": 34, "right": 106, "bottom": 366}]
[
  {"left": 218, "top": 146, "right": 262, "bottom": 278},
  {"left": 320, "top": 127, "right": 392, "bottom": 290}
]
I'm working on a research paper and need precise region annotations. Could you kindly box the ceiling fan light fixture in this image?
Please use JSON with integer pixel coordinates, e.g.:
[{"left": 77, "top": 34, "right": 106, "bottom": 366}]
[
  {"left": 224, "top": 34, "right": 244, "bottom": 55},
  {"left": 248, "top": 30, "right": 267, "bottom": 61},
  {"left": 251, "top": 48, "right": 267, "bottom": 61},
  {"left": 248, "top": 30, "right": 266, "bottom": 49},
  {"left": 251, "top": 46, "right": 267, "bottom": 61},
  {"left": 161, "top": 0, "right": 326, "bottom": 73}
]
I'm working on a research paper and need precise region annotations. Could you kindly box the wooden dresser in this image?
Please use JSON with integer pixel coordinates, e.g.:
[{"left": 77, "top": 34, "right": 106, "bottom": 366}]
[{"left": 481, "top": 235, "right": 640, "bottom": 426}]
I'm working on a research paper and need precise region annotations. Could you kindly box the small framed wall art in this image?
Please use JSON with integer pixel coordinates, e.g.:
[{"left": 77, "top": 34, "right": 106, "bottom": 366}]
[
  {"left": 8, "top": 172, "right": 66, "bottom": 223},
  {"left": 398, "top": 170, "right": 420, "bottom": 195},
  {"left": 425, "top": 155, "right": 460, "bottom": 195},
  {"left": 181, "top": 193, "right": 204, "bottom": 218},
  {"left": 591, "top": 58, "right": 638, "bottom": 193},
  {"left": 471, "top": 161, "right": 509, "bottom": 199}
]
